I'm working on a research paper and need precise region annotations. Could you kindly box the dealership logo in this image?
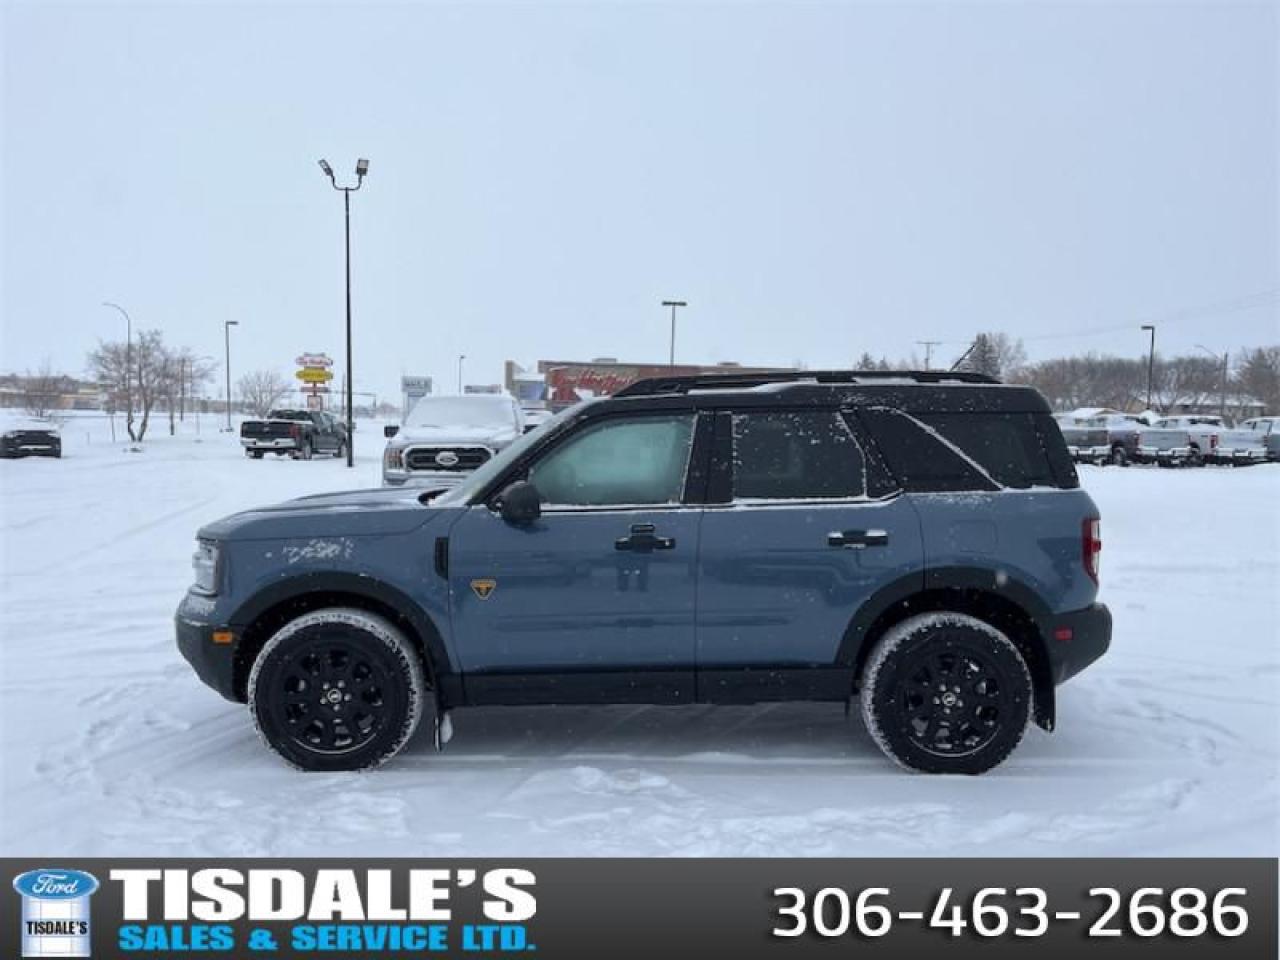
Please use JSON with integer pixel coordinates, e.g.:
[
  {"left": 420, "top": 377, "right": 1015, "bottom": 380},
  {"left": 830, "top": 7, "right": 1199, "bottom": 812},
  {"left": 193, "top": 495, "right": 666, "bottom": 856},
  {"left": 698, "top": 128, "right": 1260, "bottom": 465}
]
[
  {"left": 13, "top": 869, "right": 99, "bottom": 958},
  {"left": 435, "top": 450, "right": 460, "bottom": 467}
]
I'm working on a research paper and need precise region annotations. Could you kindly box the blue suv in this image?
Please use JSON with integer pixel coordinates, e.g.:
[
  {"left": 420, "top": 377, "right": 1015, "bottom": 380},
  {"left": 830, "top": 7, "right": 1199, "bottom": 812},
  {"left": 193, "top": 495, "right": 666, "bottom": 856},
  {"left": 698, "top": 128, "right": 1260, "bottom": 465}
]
[{"left": 176, "top": 371, "right": 1111, "bottom": 774}]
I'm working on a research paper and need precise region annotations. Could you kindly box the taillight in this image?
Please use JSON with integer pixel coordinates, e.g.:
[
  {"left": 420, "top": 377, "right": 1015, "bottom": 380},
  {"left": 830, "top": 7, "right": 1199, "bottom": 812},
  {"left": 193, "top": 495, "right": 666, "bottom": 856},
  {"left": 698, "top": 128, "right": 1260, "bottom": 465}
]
[
  {"left": 290, "top": 424, "right": 301, "bottom": 438},
  {"left": 1082, "top": 518, "right": 1101, "bottom": 584},
  {"left": 1209, "top": 434, "right": 1218, "bottom": 449}
]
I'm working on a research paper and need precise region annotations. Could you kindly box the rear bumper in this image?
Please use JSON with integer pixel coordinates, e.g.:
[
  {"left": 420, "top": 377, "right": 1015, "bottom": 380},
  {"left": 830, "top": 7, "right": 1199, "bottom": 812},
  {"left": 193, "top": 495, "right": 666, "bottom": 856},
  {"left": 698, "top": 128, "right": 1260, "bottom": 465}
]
[
  {"left": 241, "top": 437, "right": 299, "bottom": 450},
  {"left": 1045, "top": 602, "right": 1112, "bottom": 686},
  {"left": 1067, "top": 444, "right": 1110, "bottom": 462}
]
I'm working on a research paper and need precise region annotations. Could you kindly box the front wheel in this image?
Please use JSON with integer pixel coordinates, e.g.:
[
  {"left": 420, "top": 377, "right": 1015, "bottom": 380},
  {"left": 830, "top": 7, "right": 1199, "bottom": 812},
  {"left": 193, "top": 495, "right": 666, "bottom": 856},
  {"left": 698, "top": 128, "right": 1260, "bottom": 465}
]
[
  {"left": 248, "top": 607, "right": 426, "bottom": 771},
  {"left": 333, "top": 440, "right": 347, "bottom": 459},
  {"left": 859, "top": 612, "right": 1032, "bottom": 775}
]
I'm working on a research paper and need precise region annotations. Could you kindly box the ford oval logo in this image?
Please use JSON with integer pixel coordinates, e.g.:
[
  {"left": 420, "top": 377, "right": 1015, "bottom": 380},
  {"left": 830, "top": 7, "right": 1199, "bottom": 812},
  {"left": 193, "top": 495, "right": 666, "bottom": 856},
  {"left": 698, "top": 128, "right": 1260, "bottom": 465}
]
[
  {"left": 435, "top": 450, "right": 460, "bottom": 467},
  {"left": 13, "top": 868, "right": 99, "bottom": 900}
]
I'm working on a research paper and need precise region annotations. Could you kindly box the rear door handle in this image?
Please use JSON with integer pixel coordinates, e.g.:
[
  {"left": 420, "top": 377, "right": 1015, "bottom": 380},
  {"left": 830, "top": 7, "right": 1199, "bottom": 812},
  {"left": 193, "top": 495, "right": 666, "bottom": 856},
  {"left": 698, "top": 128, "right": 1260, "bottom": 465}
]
[
  {"left": 827, "top": 529, "right": 889, "bottom": 549},
  {"left": 616, "top": 523, "right": 676, "bottom": 552}
]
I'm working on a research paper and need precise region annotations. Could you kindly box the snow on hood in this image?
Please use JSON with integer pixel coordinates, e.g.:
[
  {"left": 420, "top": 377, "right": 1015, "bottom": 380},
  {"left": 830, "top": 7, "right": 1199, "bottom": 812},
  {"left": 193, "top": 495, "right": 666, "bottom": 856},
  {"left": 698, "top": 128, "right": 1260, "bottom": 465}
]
[
  {"left": 198, "top": 487, "right": 441, "bottom": 541},
  {"left": 0, "top": 414, "right": 60, "bottom": 433},
  {"left": 391, "top": 423, "right": 518, "bottom": 446}
]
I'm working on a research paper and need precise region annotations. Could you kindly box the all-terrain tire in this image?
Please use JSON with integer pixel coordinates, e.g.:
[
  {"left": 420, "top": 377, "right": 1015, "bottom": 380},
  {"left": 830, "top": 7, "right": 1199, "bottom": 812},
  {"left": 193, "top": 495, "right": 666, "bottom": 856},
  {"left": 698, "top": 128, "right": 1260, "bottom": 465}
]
[
  {"left": 859, "top": 612, "right": 1032, "bottom": 775},
  {"left": 248, "top": 607, "right": 426, "bottom": 771}
]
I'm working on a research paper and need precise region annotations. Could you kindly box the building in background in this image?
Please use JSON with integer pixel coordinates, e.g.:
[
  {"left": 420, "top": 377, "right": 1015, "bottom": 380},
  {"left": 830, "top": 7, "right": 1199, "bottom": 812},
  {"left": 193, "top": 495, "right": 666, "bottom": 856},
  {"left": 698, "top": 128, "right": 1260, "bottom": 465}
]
[{"left": 506, "top": 358, "right": 792, "bottom": 411}]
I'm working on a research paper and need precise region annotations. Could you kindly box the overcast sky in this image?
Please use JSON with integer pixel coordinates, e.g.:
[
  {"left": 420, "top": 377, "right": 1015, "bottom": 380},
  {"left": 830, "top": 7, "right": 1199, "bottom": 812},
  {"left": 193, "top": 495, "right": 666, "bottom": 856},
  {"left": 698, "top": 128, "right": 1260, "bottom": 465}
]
[{"left": 2, "top": 1, "right": 1276, "bottom": 402}]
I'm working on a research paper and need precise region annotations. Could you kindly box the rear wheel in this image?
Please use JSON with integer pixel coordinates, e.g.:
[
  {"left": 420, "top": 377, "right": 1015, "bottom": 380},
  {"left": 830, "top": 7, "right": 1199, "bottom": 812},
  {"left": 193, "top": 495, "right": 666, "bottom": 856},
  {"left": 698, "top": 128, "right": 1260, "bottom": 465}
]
[
  {"left": 247, "top": 450, "right": 264, "bottom": 459},
  {"left": 293, "top": 439, "right": 313, "bottom": 461},
  {"left": 248, "top": 608, "right": 426, "bottom": 771},
  {"left": 1109, "top": 444, "right": 1129, "bottom": 467},
  {"left": 1187, "top": 445, "right": 1205, "bottom": 468},
  {"left": 859, "top": 612, "right": 1032, "bottom": 775}
]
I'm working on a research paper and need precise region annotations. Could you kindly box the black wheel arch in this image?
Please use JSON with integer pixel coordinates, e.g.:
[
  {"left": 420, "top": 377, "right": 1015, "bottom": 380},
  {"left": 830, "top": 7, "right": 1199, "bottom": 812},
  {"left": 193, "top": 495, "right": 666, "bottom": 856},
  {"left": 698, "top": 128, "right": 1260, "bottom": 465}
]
[
  {"left": 226, "top": 572, "right": 459, "bottom": 708},
  {"left": 838, "top": 567, "right": 1057, "bottom": 731}
]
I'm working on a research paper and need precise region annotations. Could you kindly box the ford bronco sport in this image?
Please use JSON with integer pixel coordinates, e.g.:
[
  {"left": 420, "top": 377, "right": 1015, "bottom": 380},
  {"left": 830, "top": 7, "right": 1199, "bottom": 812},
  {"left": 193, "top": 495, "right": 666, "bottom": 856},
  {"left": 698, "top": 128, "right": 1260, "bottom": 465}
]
[{"left": 176, "top": 370, "right": 1111, "bottom": 775}]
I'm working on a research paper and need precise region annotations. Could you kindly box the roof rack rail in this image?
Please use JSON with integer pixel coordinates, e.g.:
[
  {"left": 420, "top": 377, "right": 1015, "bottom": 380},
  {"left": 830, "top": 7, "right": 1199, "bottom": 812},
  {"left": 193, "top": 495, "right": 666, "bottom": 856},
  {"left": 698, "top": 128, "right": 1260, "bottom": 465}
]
[{"left": 614, "top": 369, "right": 1000, "bottom": 398}]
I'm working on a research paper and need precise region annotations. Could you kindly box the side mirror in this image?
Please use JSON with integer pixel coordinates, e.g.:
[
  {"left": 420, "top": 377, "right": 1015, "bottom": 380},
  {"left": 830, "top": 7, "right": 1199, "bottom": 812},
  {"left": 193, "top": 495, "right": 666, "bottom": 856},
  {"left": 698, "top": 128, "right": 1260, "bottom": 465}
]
[
  {"left": 384, "top": 425, "right": 400, "bottom": 439},
  {"left": 497, "top": 480, "right": 541, "bottom": 526}
]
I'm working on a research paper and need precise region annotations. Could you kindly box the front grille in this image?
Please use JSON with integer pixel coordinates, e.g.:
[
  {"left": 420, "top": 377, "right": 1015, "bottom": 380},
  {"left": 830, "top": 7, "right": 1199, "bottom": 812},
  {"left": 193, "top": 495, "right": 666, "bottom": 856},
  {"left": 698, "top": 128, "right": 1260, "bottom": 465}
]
[
  {"left": 12, "top": 432, "right": 57, "bottom": 444},
  {"left": 405, "top": 446, "right": 491, "bottom": 472}
]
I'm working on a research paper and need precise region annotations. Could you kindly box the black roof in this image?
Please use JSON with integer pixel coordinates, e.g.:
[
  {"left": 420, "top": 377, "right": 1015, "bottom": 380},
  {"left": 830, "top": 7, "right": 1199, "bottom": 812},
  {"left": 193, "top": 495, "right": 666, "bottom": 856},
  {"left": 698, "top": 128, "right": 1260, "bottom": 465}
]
[{"left": 604, "top": 370, "right": 1050, "bottom": 415}]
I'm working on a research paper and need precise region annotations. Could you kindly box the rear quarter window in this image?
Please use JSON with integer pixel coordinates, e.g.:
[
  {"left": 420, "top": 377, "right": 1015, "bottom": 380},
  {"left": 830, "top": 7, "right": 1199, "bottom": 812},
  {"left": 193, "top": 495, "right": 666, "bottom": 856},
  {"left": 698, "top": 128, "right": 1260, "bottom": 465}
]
[{"left": 857, "top": 408, "right": 1076, "bottom": 491}]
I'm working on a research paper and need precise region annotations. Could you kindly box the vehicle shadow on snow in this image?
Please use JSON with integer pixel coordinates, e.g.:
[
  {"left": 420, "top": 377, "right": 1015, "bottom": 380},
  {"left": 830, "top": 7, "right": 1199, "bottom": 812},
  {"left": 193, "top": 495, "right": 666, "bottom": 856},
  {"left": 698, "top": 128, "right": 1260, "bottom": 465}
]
[{"left": 405, "top": 702, "right": 883, "bottom": 763}]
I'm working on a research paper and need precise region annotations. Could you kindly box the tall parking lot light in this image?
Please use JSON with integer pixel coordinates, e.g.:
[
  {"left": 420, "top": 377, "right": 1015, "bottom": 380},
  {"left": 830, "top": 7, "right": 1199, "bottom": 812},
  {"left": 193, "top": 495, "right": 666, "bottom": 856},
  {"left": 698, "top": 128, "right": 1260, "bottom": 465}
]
[
  {"left": 662, "top": 300, "right": 687, "bottom": 367},
  {"left": 318, "top": 157, "right": 369, "bottom": 468},
  {"left": 1141, "top": 324, "right": 1156, "bottom": 411},
  {"left": 224, "top": 320, "right": 239, "bottom": 431},
  {"left": 102, "top": 302, "right": 133, "bottom": 435}
]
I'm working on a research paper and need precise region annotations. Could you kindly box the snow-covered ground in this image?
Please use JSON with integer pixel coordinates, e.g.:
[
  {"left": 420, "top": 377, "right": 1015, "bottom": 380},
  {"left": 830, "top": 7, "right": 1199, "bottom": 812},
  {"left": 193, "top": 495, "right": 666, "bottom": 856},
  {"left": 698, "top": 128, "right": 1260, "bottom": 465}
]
[{"left": 1, "top": 414, "right": 1277, "bottom": 857}]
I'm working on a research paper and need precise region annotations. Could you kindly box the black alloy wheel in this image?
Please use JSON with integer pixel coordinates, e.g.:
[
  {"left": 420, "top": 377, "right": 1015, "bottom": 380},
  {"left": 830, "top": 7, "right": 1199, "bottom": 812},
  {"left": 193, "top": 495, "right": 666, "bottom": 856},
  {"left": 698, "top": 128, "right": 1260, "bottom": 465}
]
[
  {"left": 249, "top": 608, "right": 425, "bottom": 771},
  {"left": 860, "top": 613, "right": 1031, "bottom": 775}
]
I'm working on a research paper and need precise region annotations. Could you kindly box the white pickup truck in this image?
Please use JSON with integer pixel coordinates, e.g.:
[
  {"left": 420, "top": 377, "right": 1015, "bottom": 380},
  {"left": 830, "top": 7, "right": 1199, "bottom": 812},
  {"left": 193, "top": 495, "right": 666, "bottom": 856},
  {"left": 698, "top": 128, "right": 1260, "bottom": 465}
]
[
  {"left": 1151, "top": 415, "right": 1269, "bottom": 466},
  {"left": 1239, "top": 417, "right": 1280, "bottom": 462}
]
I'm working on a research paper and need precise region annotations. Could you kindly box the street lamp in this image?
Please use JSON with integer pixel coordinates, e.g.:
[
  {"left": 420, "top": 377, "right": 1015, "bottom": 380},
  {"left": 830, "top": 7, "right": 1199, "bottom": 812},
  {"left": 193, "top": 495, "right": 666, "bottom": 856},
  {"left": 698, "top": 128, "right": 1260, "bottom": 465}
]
[
  {"left": 224, "top": 320, "right": 239, "bottom": 431},
  {"left": 457, "top": 355, "right": 466, "bottom": 393},
  {"left": 1195, "top": 343, "right": 1230, "bottom": 419},
  {"left": 102, "top": 302, "right": 133, "bottom": 436},
  {"left": 318, "top": 156, "right": 369, "bottom": 468},
  {"left": 661, "top": 300, "right": 687, "bottom": 367},
  {"left": 1140, "top": 324, "right": 1156, "bottom": 412}
]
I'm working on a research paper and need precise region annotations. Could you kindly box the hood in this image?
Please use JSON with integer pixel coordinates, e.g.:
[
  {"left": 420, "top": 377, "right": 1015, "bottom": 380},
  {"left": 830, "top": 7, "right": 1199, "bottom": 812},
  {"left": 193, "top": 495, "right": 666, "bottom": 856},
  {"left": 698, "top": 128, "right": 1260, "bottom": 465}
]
[
  {"left": 392, "top": 424, "right": 518, "bottom": 447},
  {"left": 199, "top": 487, "right": 449, "bottom": 541}
]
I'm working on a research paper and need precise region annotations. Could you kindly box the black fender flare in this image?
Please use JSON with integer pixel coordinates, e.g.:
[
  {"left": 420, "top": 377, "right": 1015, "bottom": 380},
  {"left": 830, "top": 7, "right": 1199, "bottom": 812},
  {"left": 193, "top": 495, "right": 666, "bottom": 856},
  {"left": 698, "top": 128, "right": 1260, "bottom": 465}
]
[
  {"left": 837, "top": 566, "right": 1056, "bottom": 729},
  {"left": 226, "top": 571, "right": 458, "bottom": 705}
]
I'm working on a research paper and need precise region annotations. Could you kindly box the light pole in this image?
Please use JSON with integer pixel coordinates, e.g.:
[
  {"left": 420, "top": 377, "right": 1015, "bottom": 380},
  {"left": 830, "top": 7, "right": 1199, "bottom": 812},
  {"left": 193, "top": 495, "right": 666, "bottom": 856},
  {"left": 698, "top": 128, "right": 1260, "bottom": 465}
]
[
  {"left": 457, "top": 355, "right": 466, "bottom": 393},
  {"left": 661, "top": 300, "right": 687, "bottom": 367},
  {"left": 1195, "top": 343, "right": 1230, "bottom": 419},
  {"left": 224, "top": 320, "right": 239, "bottom": 431},
  {"left": 102, "top": 302, "right": 133, "bottom": 438},
  {"left": 318, "top": 157, "right": 369, "bottom": 468},
  {"left": 1141, "top": 324, "right": 1156, "bottom": 412}
]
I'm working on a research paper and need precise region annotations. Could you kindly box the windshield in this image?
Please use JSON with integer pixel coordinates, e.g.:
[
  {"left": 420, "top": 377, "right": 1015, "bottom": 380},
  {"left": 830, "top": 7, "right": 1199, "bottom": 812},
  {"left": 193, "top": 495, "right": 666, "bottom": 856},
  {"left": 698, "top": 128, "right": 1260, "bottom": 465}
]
[
  {"left": 432, "top": 404, "right": 583, "bottom": 505},
  {"left": 405, "top": 395, "right": 517, "bottom": 429}
]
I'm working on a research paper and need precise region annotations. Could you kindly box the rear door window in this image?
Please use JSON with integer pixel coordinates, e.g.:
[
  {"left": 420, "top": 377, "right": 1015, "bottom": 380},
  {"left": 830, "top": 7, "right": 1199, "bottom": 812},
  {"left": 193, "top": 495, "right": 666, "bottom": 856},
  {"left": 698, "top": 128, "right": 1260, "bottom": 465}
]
[{"left": 731, "top": 410, "right": 866, "bottom": 500}]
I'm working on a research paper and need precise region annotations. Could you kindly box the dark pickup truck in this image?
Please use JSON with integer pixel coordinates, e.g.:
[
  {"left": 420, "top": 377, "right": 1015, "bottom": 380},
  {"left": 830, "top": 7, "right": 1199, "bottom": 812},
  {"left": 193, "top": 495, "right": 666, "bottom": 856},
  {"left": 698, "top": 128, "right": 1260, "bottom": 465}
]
[{"left": 240, "top": 409, "right": 348, "bottom": 460}]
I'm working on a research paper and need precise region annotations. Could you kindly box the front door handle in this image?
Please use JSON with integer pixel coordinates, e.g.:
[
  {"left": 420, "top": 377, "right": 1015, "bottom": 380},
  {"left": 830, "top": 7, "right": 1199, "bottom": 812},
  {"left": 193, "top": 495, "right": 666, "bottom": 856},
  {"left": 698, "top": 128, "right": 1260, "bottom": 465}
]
[
  {"left": 616, "top": 523, "right": 676, "bottom": 552},
  {"left": 827, "top": 528, "right": 890, "bottom": 549}
]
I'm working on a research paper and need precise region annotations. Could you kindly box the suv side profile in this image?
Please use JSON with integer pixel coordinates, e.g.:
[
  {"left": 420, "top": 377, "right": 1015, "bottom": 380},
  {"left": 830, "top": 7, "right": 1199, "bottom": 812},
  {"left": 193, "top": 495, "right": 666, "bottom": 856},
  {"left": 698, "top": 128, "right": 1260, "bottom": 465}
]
[{"left": 176, "top": 371, "right": 1111, "bottom": 775}]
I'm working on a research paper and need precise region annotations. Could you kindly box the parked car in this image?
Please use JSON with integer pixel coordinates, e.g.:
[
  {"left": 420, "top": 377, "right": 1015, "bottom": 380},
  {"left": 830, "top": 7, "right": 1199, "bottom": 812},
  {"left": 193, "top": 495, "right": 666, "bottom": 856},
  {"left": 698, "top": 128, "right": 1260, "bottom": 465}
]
[
  {"left": 240, "top": 409, "right": 348, "bottom": 460},
  {"left": 1054, "top": 412, "right": 1142, "bottom": 466},
  {"left": 1052, "top": 414, "right": 1111, "bottom": 464},
  {"left": 382, "top": 394, "right": 524, "bottom": 488},
  {"left": 1151, "top": 415, "right": 1268, "bottom": 466},
  {"left": 1132, "top": 425, "right": 1195, "bottom": 467},
  {"left": 0, "top": 413, "right": 61, "bottom": 458},
  {"left": 1238, "top": 416, "right": 1280, "bottom": 461},
  {"left": 521, "top": 408, "right": 555, "bottom": 433},
  {"left": 177, "top": 370, "right": 1110, "bottom": 776}
]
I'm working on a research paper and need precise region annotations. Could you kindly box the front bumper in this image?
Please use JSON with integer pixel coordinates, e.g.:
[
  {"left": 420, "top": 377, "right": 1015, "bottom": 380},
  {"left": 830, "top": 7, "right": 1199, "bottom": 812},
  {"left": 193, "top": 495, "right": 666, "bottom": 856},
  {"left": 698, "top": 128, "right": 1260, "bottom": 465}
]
[
  {"left": 175, "top": 592, "right": 241, "bottom": 702},
  {"left": 1045, "top": 602, "right": 1112, "bottom": 686}
]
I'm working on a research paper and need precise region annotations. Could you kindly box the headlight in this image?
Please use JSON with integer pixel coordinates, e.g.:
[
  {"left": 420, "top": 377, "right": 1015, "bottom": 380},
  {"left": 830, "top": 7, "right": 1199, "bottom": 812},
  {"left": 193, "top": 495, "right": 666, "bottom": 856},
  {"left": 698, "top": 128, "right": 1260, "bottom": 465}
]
[
  {"left": 192, "top": 540, "right": 220, "bottom": 595},
  {"left": 384, "top": 446, "right": 405, "bottom": 470}
]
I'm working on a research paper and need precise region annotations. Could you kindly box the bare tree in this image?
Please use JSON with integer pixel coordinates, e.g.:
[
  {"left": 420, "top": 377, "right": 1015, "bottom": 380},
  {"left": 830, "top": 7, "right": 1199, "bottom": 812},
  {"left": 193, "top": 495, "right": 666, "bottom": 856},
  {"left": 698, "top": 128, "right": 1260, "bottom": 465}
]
[
  {"left": 237, "top": 370, "right": 293, "bottom": 418},
  {"left": 86, "top": 329, "right": 172, "bottom": 441},
  {"left": 1234, "top": 346, "right": 1280, "bottom": 415},
  {"left": 21, "top": 360, "right": 66, "bottom": 418}
]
